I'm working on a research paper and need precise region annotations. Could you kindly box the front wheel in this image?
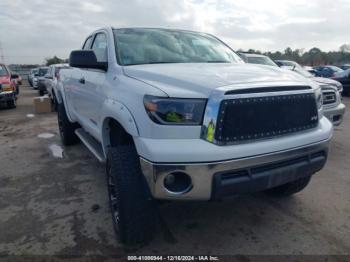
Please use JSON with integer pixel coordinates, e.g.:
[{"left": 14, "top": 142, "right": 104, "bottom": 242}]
[
  {"left": 342, "top": 89, "right": 350, "bottom": 97},
  {"left": 57, "top": 102, "right": 79, "bottom": 146},
  {"left": 7, "top": 98, "right": 16, "bottom": 109},
  {"left": 265, "top": 176, "right": 312, "bottom": 197},
  {"left": 106, "top": 146, "right": 157, "bottom": 246}
]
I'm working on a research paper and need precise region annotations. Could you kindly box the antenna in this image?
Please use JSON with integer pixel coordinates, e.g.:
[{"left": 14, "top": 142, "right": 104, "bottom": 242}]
[{"left": 0, "top": 41, "right": 4, "bottom": 63}]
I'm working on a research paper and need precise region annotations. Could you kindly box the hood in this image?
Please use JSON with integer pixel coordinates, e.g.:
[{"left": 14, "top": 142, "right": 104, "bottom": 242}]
[
  {"left": 0, "top": 76, "right": 11, "bottom": 84},
  {"left": 313, "top": 77, "right": 341, "bottom": 87},
  {"left": 123, "top": 63, "right": 310, "bottom": 98}
]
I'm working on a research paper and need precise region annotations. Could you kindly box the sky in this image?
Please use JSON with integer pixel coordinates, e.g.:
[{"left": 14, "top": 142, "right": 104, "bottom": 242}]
[{"left": 0, "top": 0, "right": 349, "bottom": 64}]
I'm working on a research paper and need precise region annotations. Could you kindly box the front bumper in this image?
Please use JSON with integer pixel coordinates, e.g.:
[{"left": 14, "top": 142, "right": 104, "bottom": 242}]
[
  {"left": 38, "top": 81, "right": 47, "bottom": 92},
  {"left": 323, "top": 103, "right": 346, "bottom": 126},
  {"left": 0, "top": 91, "right": 16, "bottom": 103},
  {"left": 140, "top": 138, "right": 330, "bottom": 201}
]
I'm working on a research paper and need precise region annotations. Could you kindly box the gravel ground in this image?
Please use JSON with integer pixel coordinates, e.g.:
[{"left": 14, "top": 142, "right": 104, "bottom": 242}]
[{"left": 0, "top": 83, "right": 350, "bottom": 260}]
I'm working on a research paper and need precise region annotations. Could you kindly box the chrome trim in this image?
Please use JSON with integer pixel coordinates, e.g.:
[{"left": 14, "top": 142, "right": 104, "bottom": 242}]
[
  {"left": 140, "top": 139, "right": 330, "bottom": 201},
  {"left": 200, "top": 87, "right": 317, "bottom": 145},
  {"left": 321, "top": 86, "right": 337, "bottom": 106}
]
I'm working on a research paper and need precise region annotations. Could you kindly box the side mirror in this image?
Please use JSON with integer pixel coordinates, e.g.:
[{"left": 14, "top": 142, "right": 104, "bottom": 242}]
[
  {"left": 45, "top": 74, "right": 53, "bottom": 79},
  {"left": 11, "top": 73, "right": 19, "bottom": 79},
  {"left": 69, "top": 50, "right": 108, "bottom": 71}
]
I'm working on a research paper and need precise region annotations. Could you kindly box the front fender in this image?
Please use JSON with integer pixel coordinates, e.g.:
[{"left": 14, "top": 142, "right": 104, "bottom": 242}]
[{"left": 100, "top": 98, "right": 139, "bottom": 155}]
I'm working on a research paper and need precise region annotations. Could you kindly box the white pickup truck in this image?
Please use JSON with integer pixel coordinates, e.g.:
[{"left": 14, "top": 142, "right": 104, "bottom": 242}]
[{"left": 56, "top": 27, "right": 333, "bottom": 245}]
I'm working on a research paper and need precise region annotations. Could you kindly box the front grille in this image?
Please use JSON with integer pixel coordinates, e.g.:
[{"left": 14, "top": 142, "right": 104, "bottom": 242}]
[
  {"left": 215, "top": 93, "right": 318, "bottom": 143},
  {"left": 322, "top": 91, "right": 336, "bottom": 105}
]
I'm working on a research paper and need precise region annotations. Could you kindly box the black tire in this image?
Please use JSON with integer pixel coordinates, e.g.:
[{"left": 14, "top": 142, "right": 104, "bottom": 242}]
[
  {"left": 52, "top": 93, "right": 58, "bottom": 112},
  {"left": 57, "top": 102, "right": 79, "bottom": 146},
  {"left": 342, "top": 89, "right": 350, "bottom": 97},
  {"left": 7, "top": 98, "right": 16, "bottom": 109},
  {"left": 265, "top": 176, "right": 312, "bottom": 197},
  {"left": 39, "top": 89, "right": 44, "bottom": 96},
  {"left": 106, "top": 146, "right": 157, "bottom": 246}
]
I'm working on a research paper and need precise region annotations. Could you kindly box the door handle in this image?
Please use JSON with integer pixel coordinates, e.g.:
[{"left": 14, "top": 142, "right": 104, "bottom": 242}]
[{"left": 79, "top": 77, "right": 85, "bottom": 84}]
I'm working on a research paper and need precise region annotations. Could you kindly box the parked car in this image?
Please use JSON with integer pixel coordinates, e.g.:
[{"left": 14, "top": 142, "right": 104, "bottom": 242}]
[
  {"left": 0, "top": 63, "right": 17, "bottom": 109},
  {"left": 339, "top": 64, "right": 350, "bottom": 70},
  {"left": 44, "top": 64, "right": 70, "bottom": 108},
  {"left": 28, "top": 68, "right": 39, "bottom": 87},
  {"left": 313, "top": 65, "right": 343, "bottom": 78},
  {"left": 276, "top": 60, "right": 345, "bottom": 126},
  {"left": 333, "top": 69, "right": 350, "bottom": 96},
  {"left": 11, "top": 71, "right": 22, "bottom": 95},
  {"left": 303, "top": 66, "right": 317, "bottom": 76},
  {"left": 56, "top": 27, "right": 332, "bottom": 245},
  {"left": 37, "top": 66, "right": 49, "bottom": 96},
  {"left": 238, "top": 53, "right": 278, "bottom": 66}
]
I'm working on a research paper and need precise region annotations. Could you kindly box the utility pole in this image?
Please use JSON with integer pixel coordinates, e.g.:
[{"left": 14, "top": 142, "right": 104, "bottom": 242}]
[{"left": 0, "top": 41, "right": 4, "bottom": 63}]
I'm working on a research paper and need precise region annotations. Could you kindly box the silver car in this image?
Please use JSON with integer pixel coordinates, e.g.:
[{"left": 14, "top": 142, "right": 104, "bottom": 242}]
[
  {"left": 28, "top": 68, "right": 39, "bottom": 88},
  {"left": 276, "top": 60, "right": 345, "bottom": 126}
]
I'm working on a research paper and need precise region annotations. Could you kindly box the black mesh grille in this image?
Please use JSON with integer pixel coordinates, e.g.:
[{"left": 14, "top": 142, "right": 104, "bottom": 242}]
[{"left": 215, "top": 93, "right": 319, "bottom": 143}]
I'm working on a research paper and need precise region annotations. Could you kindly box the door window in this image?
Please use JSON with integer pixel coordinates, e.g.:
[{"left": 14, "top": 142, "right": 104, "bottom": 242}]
[
  {"left": 92, "top": 33, "right": 108, "bottom": 62},
  {"left": 83, "top": 36, "right": 93, "bottom": 50}
]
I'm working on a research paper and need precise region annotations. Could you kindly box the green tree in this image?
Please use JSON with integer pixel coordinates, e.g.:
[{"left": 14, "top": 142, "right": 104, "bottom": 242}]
[
  {"left": 45, "top": 56, "right": 68, "bottom": 66},
  {"left": 339, "top": 44, "right": 350, "bottom": 53}
]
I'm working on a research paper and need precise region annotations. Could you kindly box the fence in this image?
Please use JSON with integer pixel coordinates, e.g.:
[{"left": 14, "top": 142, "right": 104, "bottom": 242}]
[{"left": 8, "top": 65, "right": 38, "bottom": 79}]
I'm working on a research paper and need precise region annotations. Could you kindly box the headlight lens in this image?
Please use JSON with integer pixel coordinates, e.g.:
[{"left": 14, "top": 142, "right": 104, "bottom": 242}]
[
  {"left": 315, "top": 88, "right": 323, "bottom": 109},
  {"left": 1, "top": 84, "right": 13, "bottom": 92},
  {"left": 144, "top": 95, "right": 207, "bottom": 125},
  {"left": 335, "top": 82, "right": 343, "bottom": 92}
]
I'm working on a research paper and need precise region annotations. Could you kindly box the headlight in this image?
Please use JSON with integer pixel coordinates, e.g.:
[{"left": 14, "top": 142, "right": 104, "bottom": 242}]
[
  {"left": 144, "top": 95, "right": 207, "bottom": 125},
  {"left": 315, "top": 88, "right": 323, "bottom": 109},
  {"left": 335, "top": 83, "right": 343, "bottom": 93},
  {"left": 1, "top": 84, "right": 13, "bottom": 92}
]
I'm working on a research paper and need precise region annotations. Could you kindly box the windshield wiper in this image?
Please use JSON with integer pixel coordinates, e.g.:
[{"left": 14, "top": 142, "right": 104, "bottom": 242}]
[
  {"left": 125, "top": 62, "right": 179, "bottom": 66},
  {"left": 205, "top": 60, "right": 230, "bottom": 63},
  {"left": 147, "top": 61, "right": 179, "bottom": 64}
]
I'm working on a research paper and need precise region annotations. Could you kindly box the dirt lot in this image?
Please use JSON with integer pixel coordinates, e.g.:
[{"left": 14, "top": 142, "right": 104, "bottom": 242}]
[{"left": 0, "top": 83, "right": 350, "bottom": 258}]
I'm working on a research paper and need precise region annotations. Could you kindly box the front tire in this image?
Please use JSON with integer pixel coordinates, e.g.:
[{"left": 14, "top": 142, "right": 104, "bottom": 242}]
[
  {"left": 57, "top": 102, "right": 79, "bottom": 146},
  {"left": 7, "top": 98, "right": 16, "bottom": 109},
  {"left": 265, "top": 176, "right": 312, "bottom": 197},
  {"left": 106, "top": 146, "right": 157, "bottom": 246}
]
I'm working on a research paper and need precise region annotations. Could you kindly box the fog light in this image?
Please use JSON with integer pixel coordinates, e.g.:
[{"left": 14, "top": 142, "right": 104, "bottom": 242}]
[
  {"left": 163, "top": 172, "right": 192, "bottom": 194},
  {"left": 164, "top": 174, "right": 175, "bottom": 186}
]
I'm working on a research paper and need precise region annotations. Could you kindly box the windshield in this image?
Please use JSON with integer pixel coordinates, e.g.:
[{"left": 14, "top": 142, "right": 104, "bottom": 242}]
[
  {"left": 0, "top": 65, "right": 9, "bottom": 77},
  {"left": 247, "top": 56, "right": 277, "bottom": 67},
  {"left": 292, "top": 64, "right": 314, "bottom": 78},
  {"left": 55, "top": 66, "right": 69, "bottom": 75},
  {"left": 38, "top": 68, "right": 48, "bottom": 76},
  {"left": 328, "top": 66, "right": 343, "bottom": 72},
  {"left": 113, "top": 28, "right": 242, "bottom": 66}
]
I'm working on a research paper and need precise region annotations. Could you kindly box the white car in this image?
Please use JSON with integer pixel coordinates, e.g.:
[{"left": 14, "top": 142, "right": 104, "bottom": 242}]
[
  {"left": 276, "top": 60, "right": 346, "bottom": 126},
  {"left": 44, "top": 63, "right": 69, "bottom": 109},
  {"left": 56, "top": 27, "right": 333, "bottom": 245}
]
